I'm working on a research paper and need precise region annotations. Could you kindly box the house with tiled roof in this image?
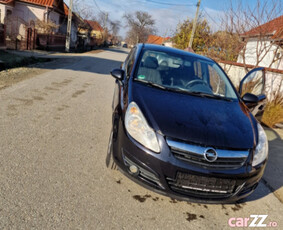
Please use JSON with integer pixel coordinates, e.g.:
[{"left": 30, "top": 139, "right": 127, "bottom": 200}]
[
  {"left": 84, "top": 20, "right": 104, "bottom": 46},
  {"left": 0, "top": 0, "right": 65, "bottom": 49},
  {"left": 146, "top": 34, "right": 172, "bottom": 47},
  {"left": 63, "top": 3, "right": 95, "bottom": 50},
  {"left": 237, "top": 15, "right": 283, "bottom": 70},
  {"left": 84, "top": 20, "right": 103, "bottom": 38}
]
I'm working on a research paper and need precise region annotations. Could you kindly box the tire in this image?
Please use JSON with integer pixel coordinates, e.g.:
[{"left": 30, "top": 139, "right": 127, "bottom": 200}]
[{"left": 106, "top": 129, "right": 118, "bottom": 170}]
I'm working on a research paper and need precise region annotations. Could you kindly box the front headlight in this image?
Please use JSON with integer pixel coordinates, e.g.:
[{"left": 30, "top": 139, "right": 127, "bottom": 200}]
[
  {"left": 125, "top": 102, "right": 160, "bottom": 153},
  {"left": 252, "top": 123, "right": 268, "bottom": 166}
]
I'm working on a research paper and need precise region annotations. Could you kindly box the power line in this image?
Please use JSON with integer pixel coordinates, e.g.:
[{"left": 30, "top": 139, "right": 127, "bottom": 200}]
[
  {"left": 201, "top": 6, "right": 221, "bottom": 26},
  {"left": 145, "top": 0, "right": 195, "bottom": 6},
  {"left": 91, "top": 0, "right": 107, "bottom": 15}
]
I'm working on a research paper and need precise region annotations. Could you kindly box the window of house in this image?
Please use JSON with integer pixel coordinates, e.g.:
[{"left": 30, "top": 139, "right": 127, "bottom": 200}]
[{"left": 6, "top": 9, "right": 12, "bottom": 18}]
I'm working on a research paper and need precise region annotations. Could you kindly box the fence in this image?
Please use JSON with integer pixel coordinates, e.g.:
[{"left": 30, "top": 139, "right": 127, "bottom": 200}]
[
  {"left": 218, "top": 60, "right": 283, "bottom": 100},
  {"left": 36, "top": 34, "right": 66, "bottom": 50}
]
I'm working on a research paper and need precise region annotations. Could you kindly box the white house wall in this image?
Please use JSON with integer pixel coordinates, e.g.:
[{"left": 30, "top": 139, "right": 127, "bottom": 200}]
[
  {"left": 0, "top": 4, "right": 6, "bottom": 23},
  {"left": 237, "top": 38, "right": 283, "bottom": 70},
  {"left": 6, "top": 2, "right": 61, "bottom": 38}
]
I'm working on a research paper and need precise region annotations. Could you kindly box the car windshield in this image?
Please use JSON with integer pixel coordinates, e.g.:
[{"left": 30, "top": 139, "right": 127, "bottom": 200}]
[{"left": 134, "top": 49, "right": 238, "bottom": 100}]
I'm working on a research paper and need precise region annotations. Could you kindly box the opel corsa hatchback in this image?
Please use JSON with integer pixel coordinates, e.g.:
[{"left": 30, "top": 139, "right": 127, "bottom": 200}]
[{"left": 107, "top": 44, "right": 268, "bottom": 203}]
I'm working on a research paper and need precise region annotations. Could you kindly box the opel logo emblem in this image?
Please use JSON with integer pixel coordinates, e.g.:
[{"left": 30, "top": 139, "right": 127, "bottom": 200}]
[{"left": 204, "top": 148, "right": 218, "bottom": 162}]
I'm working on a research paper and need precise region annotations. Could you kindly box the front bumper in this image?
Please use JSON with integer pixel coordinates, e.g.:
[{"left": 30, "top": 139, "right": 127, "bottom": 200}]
[{"left": 112, "top": 119, "right": 267, "bottom": 204}]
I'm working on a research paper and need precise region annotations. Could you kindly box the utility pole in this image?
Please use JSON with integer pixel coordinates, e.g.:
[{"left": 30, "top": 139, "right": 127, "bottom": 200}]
[
  {"left": 65, "top": 0, "right": 73, "bottom": 52},
  {"left": 189, "top": 0, "right": 201, "bottom": 48}
]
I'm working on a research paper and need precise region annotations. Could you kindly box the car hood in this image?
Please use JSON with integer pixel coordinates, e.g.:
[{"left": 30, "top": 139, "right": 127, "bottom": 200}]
[{"left": 131, "top": 82, "right": 255, "bottom": 149}]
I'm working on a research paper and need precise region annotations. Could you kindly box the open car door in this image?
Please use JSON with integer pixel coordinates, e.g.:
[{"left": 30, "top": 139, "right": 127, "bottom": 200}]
[{"left": 239, "top": 67, "right": 266, "bottom": 121}]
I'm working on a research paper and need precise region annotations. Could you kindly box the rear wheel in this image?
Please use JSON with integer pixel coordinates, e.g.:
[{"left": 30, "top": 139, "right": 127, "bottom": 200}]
[{"left": 106, "top": 129, "right": 118, "bottom": 170}]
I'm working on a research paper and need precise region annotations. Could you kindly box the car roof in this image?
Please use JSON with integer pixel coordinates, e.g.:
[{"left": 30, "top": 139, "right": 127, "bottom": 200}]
[{"left": 138, "top": 43, "right": 213, "bottom": 62}]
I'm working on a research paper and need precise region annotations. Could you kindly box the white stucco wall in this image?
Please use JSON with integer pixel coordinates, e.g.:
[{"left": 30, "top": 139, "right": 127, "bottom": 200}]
[
  {"left": 237, "top": 38, "right": 283, "bottom": 70},
  {"left": 0, "top": 4, "right": 14, "bottom": 24},
  {"left": 5, "top": 2, "right": 61, "bottom": 38},
  {"left": 13, "top": 2, "right": 45, "bottom": 23},
  {"left": 0, "top": 4, "right": 6, "bottom": 23}
]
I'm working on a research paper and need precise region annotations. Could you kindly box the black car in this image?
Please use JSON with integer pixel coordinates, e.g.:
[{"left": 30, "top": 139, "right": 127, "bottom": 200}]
[{"left": 107, "top": 44, "right": 268, "bottom": 203}]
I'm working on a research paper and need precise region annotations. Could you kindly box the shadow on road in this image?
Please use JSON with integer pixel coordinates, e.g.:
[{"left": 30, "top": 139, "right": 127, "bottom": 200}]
[
  {"left": 37, "top": 56, "right": 124, "bottom": 75},
  {"left": 1, "top": 48, "right": 129, "bottom": 76},
  {"left": 105, "top": 48, "right": 130, "bottom": 55}
]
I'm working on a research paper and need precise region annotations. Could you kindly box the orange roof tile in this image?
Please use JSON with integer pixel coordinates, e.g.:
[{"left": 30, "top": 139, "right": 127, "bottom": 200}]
[
  {"left": 84, "top": 20, "right": 103, "bottom": 32},
  {"left": 0, "top": 0, "right": 14, "bottom": 4},
  {"left": 147, "top": 35, "right": 170, "bottom": 45},
  {"left": 0, "top": 0, "right": 57, "bottom": 7},
  {"left": 19, "top": 0, "right": 54, "bottom": 7},
  {"left": 242, "top": 15, "right": 283, "bottom": 40},
  {"left": 64, "top": 2, "right": 70, "bottom": 16}
]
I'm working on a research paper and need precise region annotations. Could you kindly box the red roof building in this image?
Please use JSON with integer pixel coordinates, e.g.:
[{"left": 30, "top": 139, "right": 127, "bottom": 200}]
[
  {"left": 242, "top": 15, "right": 283, "bottom": 40},
  {"left": 147, "top": 34, "right": 170, "bottom": 45},
  {"left": 0, "top": 0, "right": 65, "bottom": 11},
  {"left": 0, "top": 0, "right": 14, "bottom": 6},
  {"left": 0, "top": 0, "right": 55, "bottom": 7},
  {"left": 238, "top": 15, "right": 283, "bottom": 70},
  {"left": 19, "top": 0, "right": 54, "bottom": 7},
  {"left": 84, "top": 20, "right": 103, "bottom": 32}
]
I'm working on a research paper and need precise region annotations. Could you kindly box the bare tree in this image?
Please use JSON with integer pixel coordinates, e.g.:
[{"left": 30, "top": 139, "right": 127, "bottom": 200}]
[
  {"left": 109, "top": 20, "right": 121, "bottom": 37},
  {"left": 35, "top": 19, "right": 58, "bottom": 34},
  {"left": 124, "top": 11, "right": 155, "bottom": 45},
  {"left": 222, "top": 0, "right": 282, "bottom": 72},
  {"left": 73, "top": 0, "right": 96, "bottom": 20}
]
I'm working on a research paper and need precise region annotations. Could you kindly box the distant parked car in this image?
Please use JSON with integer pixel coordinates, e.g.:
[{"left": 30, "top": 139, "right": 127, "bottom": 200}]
[
  {"left": 107, "top": 44, "right": 268, "bottom": 203},
  {"left": 122, "top": 43, "right": 128, "bottom": 48}
]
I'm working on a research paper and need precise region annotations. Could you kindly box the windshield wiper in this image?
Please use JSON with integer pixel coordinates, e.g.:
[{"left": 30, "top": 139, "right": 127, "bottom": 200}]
[
  {"left": 190, "top": 91, "right": 233, "bottom": 101},
  {"left": 135, "top": 79, "right": 166, "bottom": 90},
  {"left": 134, "top": 80, "right": 233, "bottom": 101}
]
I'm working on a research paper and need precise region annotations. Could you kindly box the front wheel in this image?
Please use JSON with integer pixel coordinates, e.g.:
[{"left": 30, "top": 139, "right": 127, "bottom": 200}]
[{"left": 106, "top": 129, "right": 117, "bottom": 170}]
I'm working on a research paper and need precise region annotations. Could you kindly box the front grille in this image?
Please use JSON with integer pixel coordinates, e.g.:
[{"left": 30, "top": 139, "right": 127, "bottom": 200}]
[
  {"left": 167, "top": 139, "right": 249, "bottom": 170},
  {"left": 167, "top": 172, "right": 238, "bottom": 199}
]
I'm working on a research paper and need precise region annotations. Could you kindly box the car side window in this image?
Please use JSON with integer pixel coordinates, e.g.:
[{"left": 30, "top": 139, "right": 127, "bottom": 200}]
[
  {"left": 208, "top": 65, "right": 226, "bottom": 96},
  {"left": 240, "top": 70, "right": 264, "bottom": 97},
  {"left": 125, "top": 47, "right": 137, "bottom": 78}
]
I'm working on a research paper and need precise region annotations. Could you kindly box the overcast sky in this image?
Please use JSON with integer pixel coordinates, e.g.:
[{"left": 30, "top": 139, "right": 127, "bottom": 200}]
[{"left": 65, "top": 0, "right": 282, "bottom": 38}]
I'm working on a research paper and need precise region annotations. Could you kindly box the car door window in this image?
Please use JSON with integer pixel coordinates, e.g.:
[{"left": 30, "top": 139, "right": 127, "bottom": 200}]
[
  {"left": 240, "top": 70, "right": 264, "bottom": 97},
  {"left": 125, "top": 47, "right": 137, "bottom": 78}
]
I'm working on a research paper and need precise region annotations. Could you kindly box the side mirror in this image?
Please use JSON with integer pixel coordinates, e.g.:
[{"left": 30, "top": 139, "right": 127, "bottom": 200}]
[
  {"left": 242, "top": 93, "right": 266, "bottom": 119},
  {"left": 111, "top": 69, "right": 124, "bottom": 81},
  {"left": 242, "top": 93, "right": 259, "bottom": 104}
]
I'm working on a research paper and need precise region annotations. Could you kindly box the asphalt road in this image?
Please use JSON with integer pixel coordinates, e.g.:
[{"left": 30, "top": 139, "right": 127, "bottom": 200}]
[{"left": 0, "top": 48, "right": 282, "bottom": 229}]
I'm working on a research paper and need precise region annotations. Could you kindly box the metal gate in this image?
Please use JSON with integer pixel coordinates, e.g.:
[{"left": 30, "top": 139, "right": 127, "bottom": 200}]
[{"left": 26, "top": 27, "right": 36, "bottom": 50}]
